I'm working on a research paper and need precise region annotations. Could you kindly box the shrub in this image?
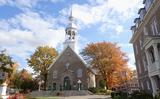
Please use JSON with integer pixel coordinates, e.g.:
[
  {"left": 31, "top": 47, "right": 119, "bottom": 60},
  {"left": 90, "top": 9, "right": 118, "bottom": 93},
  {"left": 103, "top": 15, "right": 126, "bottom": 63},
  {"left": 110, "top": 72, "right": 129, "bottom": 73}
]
[
  {"left": 130, "top": 91, "right": 153, "bottom": 99},
  {"left": 113, "top": 95, "right": 121, "bottom": 99},
  {"left": 88, "top": 87, "right": 98, "bottom": 94},
  {"left": 111, "top": 91, "right": 127, "bottom": 99},
  {"left": 111, "top": 90, "right": 154, "bottom": 99},
  {"left": 111, "top": 91, "right": 115, "bottom": 98},
  {"left": 105, "top": 90, "right": 112, "bottom": 95},
  {"left": 88, "top": 87, "right": 112, "bottom": 95},
  {"left": 155, "top": 91, "right": 160, "bottom": 99}
]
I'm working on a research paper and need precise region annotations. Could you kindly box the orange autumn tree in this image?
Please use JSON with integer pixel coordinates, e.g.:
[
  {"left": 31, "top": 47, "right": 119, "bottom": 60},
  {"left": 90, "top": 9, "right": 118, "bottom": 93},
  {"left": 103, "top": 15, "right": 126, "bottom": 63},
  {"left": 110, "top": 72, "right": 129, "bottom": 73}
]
[
  {"left": 81, "top": 42, "right": 129, "bottom": 89},
  {"left": 108, "top": 66, "right": 133, "bottom": 88}
]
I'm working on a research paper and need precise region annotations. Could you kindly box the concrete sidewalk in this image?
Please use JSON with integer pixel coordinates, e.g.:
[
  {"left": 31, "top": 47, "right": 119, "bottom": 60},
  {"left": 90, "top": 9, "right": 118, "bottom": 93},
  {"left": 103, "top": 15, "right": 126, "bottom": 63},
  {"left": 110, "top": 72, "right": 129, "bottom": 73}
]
[{"left": 55, "top": 95, "right": 111, "bottom": 99}]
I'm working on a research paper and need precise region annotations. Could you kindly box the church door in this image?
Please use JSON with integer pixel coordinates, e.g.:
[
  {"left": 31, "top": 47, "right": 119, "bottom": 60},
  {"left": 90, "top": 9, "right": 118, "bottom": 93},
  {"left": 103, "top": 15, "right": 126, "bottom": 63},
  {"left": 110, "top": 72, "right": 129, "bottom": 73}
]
[{"left": 63, "top": 76, "right": 71, "bottom": 90}]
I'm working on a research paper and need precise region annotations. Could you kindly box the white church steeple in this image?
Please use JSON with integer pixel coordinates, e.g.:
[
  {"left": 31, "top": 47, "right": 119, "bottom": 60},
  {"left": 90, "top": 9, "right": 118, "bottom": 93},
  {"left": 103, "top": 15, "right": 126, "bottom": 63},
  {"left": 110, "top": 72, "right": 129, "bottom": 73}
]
[{"left": 63, "top": 7, "right": 77, "bottom": 51}]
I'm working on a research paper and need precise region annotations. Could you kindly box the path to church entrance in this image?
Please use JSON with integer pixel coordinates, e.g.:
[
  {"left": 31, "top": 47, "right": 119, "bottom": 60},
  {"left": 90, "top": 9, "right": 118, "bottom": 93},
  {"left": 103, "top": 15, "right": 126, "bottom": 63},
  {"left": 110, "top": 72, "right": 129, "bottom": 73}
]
[{"left": 56, "top": 95, "right": 111, "bottom": 99}]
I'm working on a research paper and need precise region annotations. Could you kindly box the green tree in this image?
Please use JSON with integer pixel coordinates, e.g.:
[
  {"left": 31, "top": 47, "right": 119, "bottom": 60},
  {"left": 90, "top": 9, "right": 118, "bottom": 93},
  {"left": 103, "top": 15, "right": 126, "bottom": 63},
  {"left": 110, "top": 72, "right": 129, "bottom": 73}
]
[
  {"left": 27, "top": 46, "right": 58, "bottom": 90},
  {"left": 81, "top": 42, "right": 128, "bottom": 89},
  {"left": 0, "top": 49, "right": 14, "bottom": 84}
]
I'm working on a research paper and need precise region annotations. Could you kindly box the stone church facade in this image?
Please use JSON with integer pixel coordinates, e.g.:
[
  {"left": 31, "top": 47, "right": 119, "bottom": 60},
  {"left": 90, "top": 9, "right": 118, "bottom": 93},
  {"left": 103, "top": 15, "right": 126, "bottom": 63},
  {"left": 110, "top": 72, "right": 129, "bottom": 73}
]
[{"left": 47, "top": 9, "right": 95, "bottom": 91}]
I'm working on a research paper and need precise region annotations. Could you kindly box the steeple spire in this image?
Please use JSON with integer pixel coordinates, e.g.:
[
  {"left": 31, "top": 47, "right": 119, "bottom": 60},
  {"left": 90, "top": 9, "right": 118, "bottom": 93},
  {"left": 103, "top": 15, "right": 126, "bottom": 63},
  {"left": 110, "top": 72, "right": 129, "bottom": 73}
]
[
  {"left": 63, "top": 6, "right": 78, "bottom": 51},
  {"left": 69, "top": 6, "right": 74, "bottom": 21}
]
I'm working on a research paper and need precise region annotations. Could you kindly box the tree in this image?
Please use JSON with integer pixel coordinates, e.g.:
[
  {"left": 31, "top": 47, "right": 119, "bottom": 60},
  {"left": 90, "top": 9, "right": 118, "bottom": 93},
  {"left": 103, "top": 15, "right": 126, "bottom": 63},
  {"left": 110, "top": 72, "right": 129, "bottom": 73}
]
[
  {"left": 27, "top": 46, "right": 58, "bottom": 90},
  {"left": 81, "top": 42, "right": 128, "bottom": 89},
  {"left": 0, "top": 49, "right": 14, "bottom": 84},
  {"left": 11, "top": 69, "right": 38, "bottom": 91},
  {"left": 19, "top": 69, "right": 38, "bottom": 91},
  {"left": 107, "top": 66, "right": 132, "bottom": 88}
]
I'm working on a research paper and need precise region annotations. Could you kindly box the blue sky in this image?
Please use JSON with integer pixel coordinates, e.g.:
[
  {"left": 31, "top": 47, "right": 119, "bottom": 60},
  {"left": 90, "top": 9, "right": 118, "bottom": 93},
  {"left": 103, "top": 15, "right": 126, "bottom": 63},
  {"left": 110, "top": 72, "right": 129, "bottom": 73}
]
[{"left": 0, "top": 0, "right": 143, "bottom": 71}]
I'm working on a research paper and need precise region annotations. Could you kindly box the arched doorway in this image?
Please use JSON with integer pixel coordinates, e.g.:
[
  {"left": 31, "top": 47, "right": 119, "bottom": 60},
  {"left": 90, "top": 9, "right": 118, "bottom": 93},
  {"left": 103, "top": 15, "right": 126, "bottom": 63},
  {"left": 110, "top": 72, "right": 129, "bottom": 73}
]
[
  {"left": 63, "top": 76, "right": 71, "bottom": 90},
  {"left": 52, "top": 83, "right": 56, "bottom": 91}
]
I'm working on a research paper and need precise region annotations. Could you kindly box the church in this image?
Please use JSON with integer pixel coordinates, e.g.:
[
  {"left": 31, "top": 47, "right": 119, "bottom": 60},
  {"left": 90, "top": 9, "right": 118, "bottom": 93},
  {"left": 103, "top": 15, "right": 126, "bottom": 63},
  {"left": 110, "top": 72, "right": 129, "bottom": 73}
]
[{"left": 47, "top": 10, "right": 96, "bottom": 91}]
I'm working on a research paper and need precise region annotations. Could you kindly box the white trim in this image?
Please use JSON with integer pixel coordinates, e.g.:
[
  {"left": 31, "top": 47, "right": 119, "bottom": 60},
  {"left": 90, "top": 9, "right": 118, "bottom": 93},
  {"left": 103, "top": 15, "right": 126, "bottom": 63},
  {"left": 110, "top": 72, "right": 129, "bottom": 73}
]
[
  {"left": 150, "top": 77, "right": 156, "bottom": 96},
  {"left": 143, "top": 57, "right": 147, "bottom": 71},
  {"left": 144, "top": 26, "right": 148, "bottom": 35},
  {"left": 151, "top": 21, "right": 156, "bottom": 35},
  {"left": 153, "top": 18, "right": 158, "bottom": 35}
]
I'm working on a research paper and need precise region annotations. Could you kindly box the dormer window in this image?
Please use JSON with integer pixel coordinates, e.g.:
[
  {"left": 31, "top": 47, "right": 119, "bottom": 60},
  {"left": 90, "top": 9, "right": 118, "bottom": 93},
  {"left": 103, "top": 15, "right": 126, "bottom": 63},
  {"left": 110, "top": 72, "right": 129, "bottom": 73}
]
[
  {"left": 138, "top": 8, "right": 146, "bottom": 21},
  {"left": 134, "top": 18, "right": 141, "bottom": 28},
  {"left": 131, "top": 26, "right": 136, "bottom": 34},
  {"left": 143, "top": 0, "right": 153, "bottom": 11}
]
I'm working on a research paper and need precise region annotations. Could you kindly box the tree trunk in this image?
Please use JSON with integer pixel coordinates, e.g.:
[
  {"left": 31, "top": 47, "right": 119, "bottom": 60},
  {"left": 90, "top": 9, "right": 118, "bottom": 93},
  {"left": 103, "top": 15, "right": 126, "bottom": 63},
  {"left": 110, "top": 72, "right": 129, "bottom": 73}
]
[
  {"left": 43, "top": 73, "right": 48, "bottom": 91},
  {"left": 104, "top": 77, "right": 108, "bottom": 89}
]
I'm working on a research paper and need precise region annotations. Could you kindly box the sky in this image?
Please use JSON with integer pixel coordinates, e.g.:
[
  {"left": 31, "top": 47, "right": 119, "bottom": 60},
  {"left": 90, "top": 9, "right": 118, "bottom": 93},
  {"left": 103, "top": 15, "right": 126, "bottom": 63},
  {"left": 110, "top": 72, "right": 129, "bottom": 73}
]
[{"left": 0, "top": 0, "right": 144, "bottom": 71}]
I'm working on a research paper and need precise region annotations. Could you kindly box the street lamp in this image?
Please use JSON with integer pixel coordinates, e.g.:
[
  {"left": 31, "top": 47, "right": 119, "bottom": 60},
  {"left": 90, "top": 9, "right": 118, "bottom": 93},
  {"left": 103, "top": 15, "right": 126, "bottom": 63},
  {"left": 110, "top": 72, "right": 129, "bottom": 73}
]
[{"left": 77, "top": 79, "right": 81, "bottom": 91}]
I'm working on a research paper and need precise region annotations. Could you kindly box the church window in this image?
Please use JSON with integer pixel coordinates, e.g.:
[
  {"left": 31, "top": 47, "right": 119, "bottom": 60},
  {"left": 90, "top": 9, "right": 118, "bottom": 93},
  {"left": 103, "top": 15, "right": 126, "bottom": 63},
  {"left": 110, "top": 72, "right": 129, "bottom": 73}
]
[
  {"left": 77, "top": 69, "right": 82, "bottom": 77},
  {"left": 52, "top": 83, "right": 56, "bottom": 90},
  {"left": 65, "top": 63, "right": 70, "bottom": 69},
  {"left": 66, "top": 51, "right": 71, "bottom": 56},
  {"left": 53, "top": 70, "right": 57, "bottom": 79}
]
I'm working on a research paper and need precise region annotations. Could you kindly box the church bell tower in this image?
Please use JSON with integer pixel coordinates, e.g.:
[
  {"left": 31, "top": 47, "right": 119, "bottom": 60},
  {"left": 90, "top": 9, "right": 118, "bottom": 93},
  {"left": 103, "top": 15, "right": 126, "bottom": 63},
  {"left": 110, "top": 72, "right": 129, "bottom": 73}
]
[{"left": 63, "top": 8, "right": 77, "bottom": 51}]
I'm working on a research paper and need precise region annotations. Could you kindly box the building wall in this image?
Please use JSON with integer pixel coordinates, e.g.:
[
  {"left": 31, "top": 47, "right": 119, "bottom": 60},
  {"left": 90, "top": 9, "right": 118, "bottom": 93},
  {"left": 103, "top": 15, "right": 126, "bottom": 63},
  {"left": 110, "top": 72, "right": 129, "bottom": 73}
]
[
  {"left": 130, "top": 0, "right": 160, "bottom": 95},
  {"left": 47, "top": 47, "right": 88, "bottom": 90}
]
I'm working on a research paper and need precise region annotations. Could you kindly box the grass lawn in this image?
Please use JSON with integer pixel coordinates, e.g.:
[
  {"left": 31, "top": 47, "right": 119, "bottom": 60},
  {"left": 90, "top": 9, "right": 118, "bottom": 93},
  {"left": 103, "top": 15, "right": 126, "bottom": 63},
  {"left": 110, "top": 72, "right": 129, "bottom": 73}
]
[{"left": 27, "top": 97, "right": 59, "bottom": 99}]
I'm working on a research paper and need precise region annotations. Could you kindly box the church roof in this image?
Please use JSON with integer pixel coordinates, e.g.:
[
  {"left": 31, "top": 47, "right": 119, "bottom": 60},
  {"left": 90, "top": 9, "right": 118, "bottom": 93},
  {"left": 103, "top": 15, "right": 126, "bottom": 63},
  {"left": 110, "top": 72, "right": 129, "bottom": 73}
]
[{"left": 48, "top": 46, "right": 88, "bottom": 70}]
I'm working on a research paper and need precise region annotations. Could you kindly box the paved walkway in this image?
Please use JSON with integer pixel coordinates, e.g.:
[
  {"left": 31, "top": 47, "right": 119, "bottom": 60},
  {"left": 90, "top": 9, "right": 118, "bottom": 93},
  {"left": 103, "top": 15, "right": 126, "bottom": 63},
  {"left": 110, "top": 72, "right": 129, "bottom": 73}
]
[{"left": 55, "top": 95, "right": 111, "bottom": 99}]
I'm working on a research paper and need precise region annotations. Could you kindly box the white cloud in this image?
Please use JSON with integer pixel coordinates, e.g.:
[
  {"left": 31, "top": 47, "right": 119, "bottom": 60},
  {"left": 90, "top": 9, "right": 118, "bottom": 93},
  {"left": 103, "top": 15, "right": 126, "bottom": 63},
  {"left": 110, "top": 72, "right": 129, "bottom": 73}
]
[
  {"left": 0, "top": 0, "right": 38, "bottom": 8},
  {"left": 119, "top": 43, "right": 132, "bottom": 48},
  {"left": 0, "top": 10, "right": 65, "bottom": 69},
  {"left": 116, "top": 25, "right": 124, "bottom": 35},
  {"left": 107, "top": 0, "right": 143, "bottom": 13},
  {"left": 127, "top": 53, "right": 136, "bottom": 70},
  {"left": 50, "top": 0, "right": 64, "bottom": 3},
  {"left": 0, "top": 0, "right": 65, "bottom": 8},
  {"left": 0, "top": 0, "right": 143, "bottom": 71},
  {"left": 59, "top": 0, "right": 143, "bottom": 35},
  {"left": 128, "top": 62, "right": 136, "bottom": 70}
]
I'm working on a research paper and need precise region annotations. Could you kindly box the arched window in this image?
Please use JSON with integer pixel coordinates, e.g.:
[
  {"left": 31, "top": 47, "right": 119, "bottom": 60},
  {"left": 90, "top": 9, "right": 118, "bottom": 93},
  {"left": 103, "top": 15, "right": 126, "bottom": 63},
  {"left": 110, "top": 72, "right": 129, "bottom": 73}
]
[
  {"left": 53, "top": 83, "right": 56, "bottom": 90},
  {"left": 65, "top": 63, "right": 70, "bottom": 69},
  {"left": 149, "top": 47, "right": 155, "bottom": 63},
  {"left": 77, "top": 69, "right": 82, "bottom": 77}
]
